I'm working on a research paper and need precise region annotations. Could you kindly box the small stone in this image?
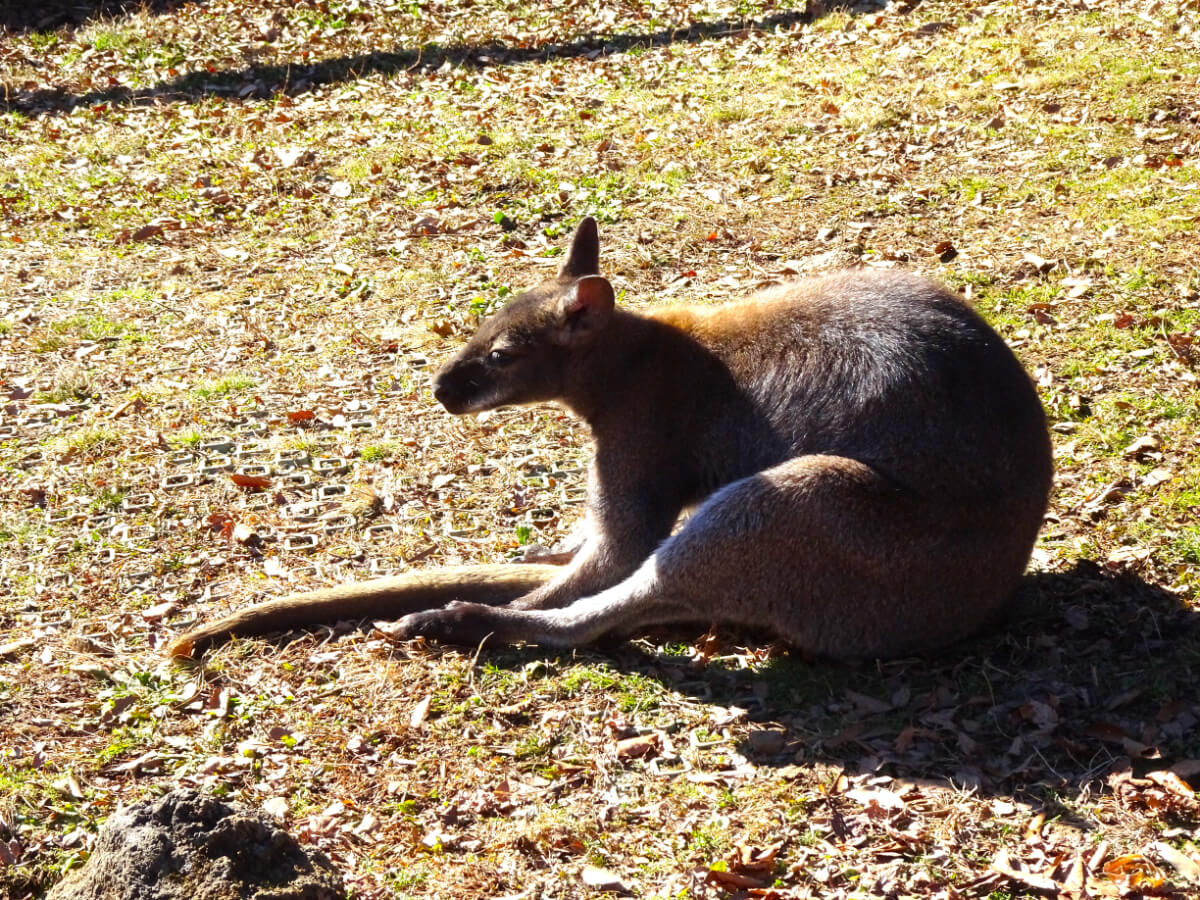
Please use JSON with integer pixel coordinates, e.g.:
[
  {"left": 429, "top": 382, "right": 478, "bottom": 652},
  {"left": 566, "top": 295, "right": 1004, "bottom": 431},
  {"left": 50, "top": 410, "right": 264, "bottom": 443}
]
[{"left": 748, "top": 729, "right": 786, "bottom": 756}]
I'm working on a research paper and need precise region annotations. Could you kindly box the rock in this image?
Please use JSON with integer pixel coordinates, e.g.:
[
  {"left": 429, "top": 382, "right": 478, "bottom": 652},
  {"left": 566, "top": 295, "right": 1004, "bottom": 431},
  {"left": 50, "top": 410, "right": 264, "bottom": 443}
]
[
  {"left": 46, "top": 789, "right": 344, "bottom": 900},
  {"left": 747, "top": 729, "right": 787, "bottom": 756},
  {"left": 581, "top": 864, "right": 631, "bottom": 894}
]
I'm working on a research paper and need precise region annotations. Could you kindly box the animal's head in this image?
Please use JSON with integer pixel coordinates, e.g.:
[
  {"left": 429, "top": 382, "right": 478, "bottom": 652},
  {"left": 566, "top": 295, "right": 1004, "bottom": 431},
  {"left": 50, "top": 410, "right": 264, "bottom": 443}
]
[{"left": 432, "top": 217, "right": 616, "bottom": 415}]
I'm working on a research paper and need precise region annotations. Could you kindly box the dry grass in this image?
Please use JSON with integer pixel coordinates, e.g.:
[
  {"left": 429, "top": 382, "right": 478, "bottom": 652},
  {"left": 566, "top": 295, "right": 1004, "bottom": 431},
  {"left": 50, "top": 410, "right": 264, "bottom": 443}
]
[{"left": 2, "top": 1, "right": 1200, "bottom": 897}]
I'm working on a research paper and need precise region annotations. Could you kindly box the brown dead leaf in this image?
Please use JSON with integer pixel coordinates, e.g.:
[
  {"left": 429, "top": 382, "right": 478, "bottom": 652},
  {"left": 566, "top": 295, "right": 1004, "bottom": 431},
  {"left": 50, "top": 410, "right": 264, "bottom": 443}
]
[
  {"left": 1146, "top": 770, "right": 1196, "bottom": 799},
  {"left": 0, "top": 839, "right": 22, "bottom": 867},
  {"left": 1027, "top": 302, "right": 1056, "bottom": 325},
  {"left": 932, "top": 239, "right": 957, "bottom": 261},
  {"left": 616, "top": 733, "right": 661, "bottom": 761},
  {"left": 845, "top": 689, "right": 891, "bottom": 714},
  {"left": 1124, "top": 434, "right": 1161, "bottom": 458},
  {"left": 734, "top": 841, "right": 784, "bottom": 873},
  {"left": 990, "top": 848, "right": 1059, "bottom": 895},
  {"left": 286, "top": 409, "right": 316, "bottom": 423},
  {"left": 693, "top": 625, "right": 722, "bottom": 661},
  {"left": 1101, "top": 854, "right": 1166, "bottom": 890},
  {"left": 1105, "top": 545, "right": 1152, "bottom": 571},
  {"left": 1062, "top": 854, "right": 1086, "bottom": 895},
  {"left": 127, "top": 224, "right": 163, "bottom": 243},
  {"left": 706, "top": 867, "right": 770, "bottom": 890},
  {"left": 230, "top": 473, "right": 272, "bottom": 489},
  {"left": 109, "top": 396, "right": 147, "bottom": 419},
  {"left": 205, "top": 511, "right": 235, "bottom": 539}
]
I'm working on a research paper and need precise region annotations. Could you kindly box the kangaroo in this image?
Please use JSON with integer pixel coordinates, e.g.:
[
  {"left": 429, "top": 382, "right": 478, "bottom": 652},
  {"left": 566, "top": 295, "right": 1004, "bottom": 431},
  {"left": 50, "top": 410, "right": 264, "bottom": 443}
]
[{"left": 170, "top": 218, "right": 1052, "bottom": 661}]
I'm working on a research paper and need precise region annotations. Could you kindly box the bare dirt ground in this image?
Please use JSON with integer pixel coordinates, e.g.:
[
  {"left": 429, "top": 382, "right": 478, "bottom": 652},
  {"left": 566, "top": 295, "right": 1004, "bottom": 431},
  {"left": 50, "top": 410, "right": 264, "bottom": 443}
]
[{"left": 2, "top": 1, "right": 1200, "bottom": 897}]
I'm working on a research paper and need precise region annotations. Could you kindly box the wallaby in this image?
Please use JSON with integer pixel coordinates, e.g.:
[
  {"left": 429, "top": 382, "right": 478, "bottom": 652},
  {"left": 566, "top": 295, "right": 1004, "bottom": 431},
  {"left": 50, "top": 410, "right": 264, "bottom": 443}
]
[{"left": 170, "top": 218, "right": 1052, "bottom": 661}]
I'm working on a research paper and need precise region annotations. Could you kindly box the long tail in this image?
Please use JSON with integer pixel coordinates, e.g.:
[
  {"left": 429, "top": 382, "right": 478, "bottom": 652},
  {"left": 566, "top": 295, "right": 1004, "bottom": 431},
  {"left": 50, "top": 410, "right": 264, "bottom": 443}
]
[{"left": 167, "top": 563, "right": 563, "bottom": 658}]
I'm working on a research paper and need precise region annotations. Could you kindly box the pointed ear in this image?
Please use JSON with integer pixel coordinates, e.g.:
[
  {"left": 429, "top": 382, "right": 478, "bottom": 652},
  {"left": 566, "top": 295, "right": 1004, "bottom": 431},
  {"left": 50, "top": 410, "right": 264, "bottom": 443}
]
[
  {"left": 556, "top": 275, "right": 614, "bottom": 343},
  {"left": 558, "top": 217, "right": 600, "bottom": 279}
]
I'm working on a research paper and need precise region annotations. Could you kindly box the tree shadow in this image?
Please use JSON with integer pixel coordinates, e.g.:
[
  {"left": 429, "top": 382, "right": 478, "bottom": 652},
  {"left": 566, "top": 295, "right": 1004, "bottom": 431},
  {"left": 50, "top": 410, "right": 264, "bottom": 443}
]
[
  {"left": 2, "top": 2, "right": 890, "bottom": 115},
  {"left": 486, "top": 560, "right": 1198, "bottom": 815},
  {"left": 1, "top": 0, "right": 201, "bottom": 32}
]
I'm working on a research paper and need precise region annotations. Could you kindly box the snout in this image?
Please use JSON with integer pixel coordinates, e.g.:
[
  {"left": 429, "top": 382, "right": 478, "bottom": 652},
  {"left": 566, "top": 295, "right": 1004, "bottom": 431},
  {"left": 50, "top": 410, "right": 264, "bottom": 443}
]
[
  {"left": 432, "top": 363, "right": 477, "bottom": 415},
  {"left": 432, "top": 375, "right": 453, "bottom": 408},
  {"left": 432, "top": 372, "right": 460, "bottom": 412}
]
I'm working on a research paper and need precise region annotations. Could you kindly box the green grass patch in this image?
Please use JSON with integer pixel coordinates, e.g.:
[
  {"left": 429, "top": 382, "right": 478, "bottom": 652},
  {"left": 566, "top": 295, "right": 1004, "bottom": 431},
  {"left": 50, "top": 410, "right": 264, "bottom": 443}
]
[{"left": 191, "top": 374, "right": 257, "bottom": 399}]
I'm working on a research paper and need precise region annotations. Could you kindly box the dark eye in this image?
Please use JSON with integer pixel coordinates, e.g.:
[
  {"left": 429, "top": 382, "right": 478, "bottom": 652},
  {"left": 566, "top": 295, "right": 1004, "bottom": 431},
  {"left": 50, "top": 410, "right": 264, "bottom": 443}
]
[{"left": 487, "top": 349, "right": 515, "bottom": 367}]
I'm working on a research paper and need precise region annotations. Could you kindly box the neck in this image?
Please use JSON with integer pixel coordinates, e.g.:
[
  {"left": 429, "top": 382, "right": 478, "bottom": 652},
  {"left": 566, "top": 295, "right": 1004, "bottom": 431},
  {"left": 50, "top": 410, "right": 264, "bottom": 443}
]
[{"left": 560, "top": 309, "right": 659, "bottom": 427}]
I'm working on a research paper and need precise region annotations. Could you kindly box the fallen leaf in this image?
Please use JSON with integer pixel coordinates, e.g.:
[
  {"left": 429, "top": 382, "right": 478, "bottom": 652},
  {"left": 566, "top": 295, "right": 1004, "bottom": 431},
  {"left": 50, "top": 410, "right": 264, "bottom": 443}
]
[
  {"left": 275, "top": 146, "right": 312, "bottom": 168},
  {"left": 932, "top": 239, "right": 957, "bottom": 261},
  {"left": 990, "top": 849, "right": 1059, "bottom": 894},
  {"left": 206, "top": 511, "right": 236, "bottom": 539},
  {"left": 1022, "top": 251, "right": 1055, "bottom": 274},
  {"left": 410, "top": 694, "right": 432, "bottom": 728},
  {"left": 53, "top": 770, "right": 85, "bottom": 800},
  {"left": 0, "top": 637, "right": 36, "bottom": 658},
  {"left": 1124, "top": 434, "right": 1161, "bottom": 457},
  {"left": 734, "top": 841, "right": 784, "bottom": 873},
  {"left": 845, "top": 689, "right": 891, "bottom": 713},
  {"left": 141, "top": 601, "right": 177, "bottom": 622},
  {"left": 706, "top": 867, "right": 770, "bottom": 890},
  {"left": 581, "top": 865, "right": 628, "bottom": 892},
  {"left": 263, "top": 797, "right": 289, "bottom": 820},
  {"left": 1102, "top": 854, "right": 1165, "bottom": 890},
  {"left": 230, "top": 473, "right": 272, "bottom": 489},
  {"left": 846, "top": 787, "right": 906, "bottom": 813},
  {"left": 616, "top": 733, "right": 661, "bottom": 761},
  {"left": 1105, "top": 546, "right": 1151, "bottom": 570},
  {"left": 1155, "top": 842, "right": 1200, "bottom": 884}
]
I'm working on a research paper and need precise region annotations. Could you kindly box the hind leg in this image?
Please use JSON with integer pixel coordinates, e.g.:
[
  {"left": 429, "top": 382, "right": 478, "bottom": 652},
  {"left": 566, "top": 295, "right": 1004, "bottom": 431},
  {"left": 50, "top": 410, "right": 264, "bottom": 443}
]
[
  {"left": 394, "top": 552, "right": 693, "bottom": 647},
  {"left": 395, "top": 455, "right": 1026, "bottom": 656}
]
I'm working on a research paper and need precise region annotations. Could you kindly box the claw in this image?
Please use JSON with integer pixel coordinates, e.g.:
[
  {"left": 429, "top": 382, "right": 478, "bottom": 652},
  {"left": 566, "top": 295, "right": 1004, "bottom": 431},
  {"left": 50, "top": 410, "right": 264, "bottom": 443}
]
[{"left": 395, "top": 603, "right": 496, "bottom": 645}]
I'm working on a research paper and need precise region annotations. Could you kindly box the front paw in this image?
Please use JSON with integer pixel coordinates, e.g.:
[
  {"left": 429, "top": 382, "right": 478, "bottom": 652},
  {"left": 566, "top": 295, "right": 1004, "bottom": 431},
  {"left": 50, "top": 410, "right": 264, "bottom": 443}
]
[{"left": 394, "top": 603, "right": 497, "bottom": 646}]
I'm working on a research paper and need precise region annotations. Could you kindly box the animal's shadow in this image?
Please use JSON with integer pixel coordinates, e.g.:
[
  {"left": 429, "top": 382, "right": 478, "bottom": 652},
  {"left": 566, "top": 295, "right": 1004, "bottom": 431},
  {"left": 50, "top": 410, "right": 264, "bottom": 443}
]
[
  {"left": 4, "top": 2, "right": 888, "bottom": 113},
  {"left": 482, "top": 560, "right": 1199, "bottom": 816}
]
